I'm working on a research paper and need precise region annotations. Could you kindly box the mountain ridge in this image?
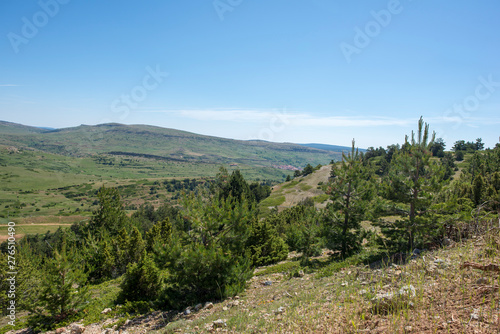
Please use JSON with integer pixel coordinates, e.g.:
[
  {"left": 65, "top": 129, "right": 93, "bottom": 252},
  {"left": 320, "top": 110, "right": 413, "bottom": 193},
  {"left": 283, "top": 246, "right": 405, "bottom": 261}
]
[{"left": 0, "top": 121, "right": 344, "bottom": 170}]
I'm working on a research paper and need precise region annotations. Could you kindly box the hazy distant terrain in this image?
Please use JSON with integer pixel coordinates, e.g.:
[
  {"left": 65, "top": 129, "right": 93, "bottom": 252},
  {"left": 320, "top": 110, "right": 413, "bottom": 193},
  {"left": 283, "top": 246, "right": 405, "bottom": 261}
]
[
  {"left": 0, "top": 120, "right": 345, "bottom": 221},
  {"left": 0, "top": 121, "right": 342, "bottom": 169}
]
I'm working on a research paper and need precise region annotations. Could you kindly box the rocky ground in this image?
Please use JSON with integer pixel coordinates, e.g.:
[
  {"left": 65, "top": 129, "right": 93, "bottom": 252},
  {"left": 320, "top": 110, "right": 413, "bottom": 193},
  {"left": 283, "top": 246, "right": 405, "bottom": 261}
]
[{"left": 6, "top": 231, "right": 500, "bottom": 333}]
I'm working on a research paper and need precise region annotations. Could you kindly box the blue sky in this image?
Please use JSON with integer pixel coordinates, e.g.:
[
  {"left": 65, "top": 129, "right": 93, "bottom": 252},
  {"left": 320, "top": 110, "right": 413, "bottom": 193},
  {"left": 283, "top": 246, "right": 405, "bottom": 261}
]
[{"left": 1, "top": 0, "right": 499, "bottom": 149}]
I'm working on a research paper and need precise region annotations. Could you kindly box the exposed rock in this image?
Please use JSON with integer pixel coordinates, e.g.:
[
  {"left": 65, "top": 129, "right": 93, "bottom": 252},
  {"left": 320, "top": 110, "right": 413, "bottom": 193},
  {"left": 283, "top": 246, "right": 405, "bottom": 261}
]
[
  {"left": 184, "top": 309, "right": 191, "bottom": 316},
  {"left": 204, "top": 302, "right": 214, "bottom": 309},
  {"left": 194, "top": 303, "right": 203, "bottom": 311},
  {"left": 264, "top": 280, "right": 273, "bottom": 286},
  {"left": 55, "top": 327, "right": 66, "bottom": 334},
  {"left": 470, "top": 308, "right": 482, "bottom": 321},
  {"left": 70, "top": 324, "right": 85, "bottom": 334},
  {"left": 101, "top": 308, "right": 112, "bottom": 314},
  {"left": 275, "top": 306, "right": 285, "bottom": 314},
  {"left": 298, "top": 270, "right": 305, "bottom": 277},
  {"left": 213, "top": 319, "right": 227, "bottom": 328},
  {"left": 475, "top": 277, "right": 489, "bottom": 285},
  {"left": 398, "top": 285, "right": 416, "bottom": 298},
  {"left": 433, "top": 259, "right": 449, "bottom": 269},
  {"left": 371, "top": 285, "right": 416, "bottom": 314}
]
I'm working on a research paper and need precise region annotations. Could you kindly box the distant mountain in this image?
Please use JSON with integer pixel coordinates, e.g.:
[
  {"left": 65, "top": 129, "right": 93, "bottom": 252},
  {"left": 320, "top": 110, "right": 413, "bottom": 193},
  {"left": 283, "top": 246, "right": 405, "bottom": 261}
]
[
  {"left": 300, "top": 143, "right": 366, "bottom": 153},
  {"left": 0, "top": 120, "right": 47, "bottom": 134},
  {"left": 0, "top": 121, "right": 345, "bottom": 170}
]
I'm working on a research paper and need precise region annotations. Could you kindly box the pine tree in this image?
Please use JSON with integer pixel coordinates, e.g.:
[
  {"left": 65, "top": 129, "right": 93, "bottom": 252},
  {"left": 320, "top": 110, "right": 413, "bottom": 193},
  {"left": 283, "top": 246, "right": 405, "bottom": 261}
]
[
  {"left": 246, "top": 219, "right": 288, "bottom": 266},
  {"left": 295, "top": 213, "right": 323, "bottom": 264},
  {"left": 126, "top": 226, "right": 146, "bottom": 264},
  {"left": 119, "top": 252, "right": 163, "bottom": 302},
  {"left": 380, "top": 117, "right": 445, "bottom": 252},
  {"left": 325, "top": 140, "right": 373, "bottom": 258},
  {"left": 473, "top": 174, "right": 484, "bottom": 206},
  {"left": 35, "top": 237, "right": 88, "bottom": 321},
  {"left": 164, "top": 190, "right": 255, "bottom": 306},
  {"left": 146, "top": 218, "right": 176, "bottom": 270},
  {"left": 87, "top": 186, "right": 129, "bottom": 237}
]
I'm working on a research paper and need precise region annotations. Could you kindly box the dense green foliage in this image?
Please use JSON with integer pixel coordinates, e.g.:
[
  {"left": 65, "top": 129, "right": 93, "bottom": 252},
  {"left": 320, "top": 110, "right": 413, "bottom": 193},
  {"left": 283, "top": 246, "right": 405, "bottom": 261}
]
[
  {"left": 377, "top": 118, "right": 447, "bottom": 252},
  {"left": 1, "top": 118, "right": 499, "bottom": 331},
  {"left": 324, "top": 140, "right": 374, "bottom": 258},
  {"left": 28, "top": 237, "right": 89, "bottom": 325}
]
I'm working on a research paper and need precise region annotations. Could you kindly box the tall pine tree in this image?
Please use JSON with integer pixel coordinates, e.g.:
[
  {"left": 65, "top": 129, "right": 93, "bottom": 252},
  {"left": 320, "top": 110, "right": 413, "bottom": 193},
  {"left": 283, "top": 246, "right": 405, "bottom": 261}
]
[
  {"left": 379, "top": 117, "right": 445, "bottom": 252},
  {"left": 34, "top": 236, "right": 89, "bottom": 321},
  {"left": 325, "top": 140, "right": 373, "bottom": 258}
]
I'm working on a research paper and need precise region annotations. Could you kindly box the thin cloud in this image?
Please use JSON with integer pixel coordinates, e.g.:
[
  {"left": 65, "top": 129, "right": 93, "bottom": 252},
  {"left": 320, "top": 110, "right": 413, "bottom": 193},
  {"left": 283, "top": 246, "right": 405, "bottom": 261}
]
[
  {"left": 139, "top": 109, "right": 417, "bottom": 127},
  {"left": 139, "top": 108, "right": 281, "bottom": 122},
  {"left": 433, "top": 115, "right": 500, "bottom": 126},
  {"left": 138, "top": 109, "right": 500, "bottom": 128},
  {"left": 294, "top": 115, "right": 414, "bottom": 127},
  {"left": 0, "top": 84, "right": 20, "bottom": 87}
]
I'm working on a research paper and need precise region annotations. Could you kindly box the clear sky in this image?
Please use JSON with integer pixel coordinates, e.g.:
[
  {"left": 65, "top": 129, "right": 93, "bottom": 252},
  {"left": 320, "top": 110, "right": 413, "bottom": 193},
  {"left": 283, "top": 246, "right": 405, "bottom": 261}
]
[{"left": 1, "top": 0, "right": 499, "bottom": 149}]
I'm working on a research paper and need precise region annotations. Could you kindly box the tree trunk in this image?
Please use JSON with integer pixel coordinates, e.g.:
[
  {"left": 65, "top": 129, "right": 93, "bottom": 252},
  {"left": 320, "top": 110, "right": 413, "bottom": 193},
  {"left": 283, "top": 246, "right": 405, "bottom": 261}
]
[{"left": 342, "top": 183, "right": 351, "bottom": 258}]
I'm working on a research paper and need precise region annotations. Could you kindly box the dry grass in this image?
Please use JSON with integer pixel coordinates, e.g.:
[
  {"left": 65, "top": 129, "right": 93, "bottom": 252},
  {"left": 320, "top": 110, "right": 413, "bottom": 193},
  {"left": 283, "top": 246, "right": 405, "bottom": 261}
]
[
  {"left": 267, "top": 165, "right": 332, "bottom": 211},
  {"left": 152, "top": 232, "right": 500, "bottom": 333},
  {"left": 7, "top": 231, "right": 500, "bottom": 334}
]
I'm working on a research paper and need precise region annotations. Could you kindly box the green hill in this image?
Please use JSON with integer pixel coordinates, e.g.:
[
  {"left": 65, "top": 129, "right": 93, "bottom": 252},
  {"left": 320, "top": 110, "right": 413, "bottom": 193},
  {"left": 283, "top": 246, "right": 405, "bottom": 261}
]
[
  {"left": 0, "top": 120, "right": 46, "bottom": 135},
  {"left": 300, "top": 143, "right": 366, "bottom": 153},
  {"left": 0, "top": 121, "right": 346, "bottom": 220},
  {"left": 0, "top": 122, "right": 341, "bottom": 169},
  {"left": 258, "top": 164, "right": 332, "bottom": 216}
]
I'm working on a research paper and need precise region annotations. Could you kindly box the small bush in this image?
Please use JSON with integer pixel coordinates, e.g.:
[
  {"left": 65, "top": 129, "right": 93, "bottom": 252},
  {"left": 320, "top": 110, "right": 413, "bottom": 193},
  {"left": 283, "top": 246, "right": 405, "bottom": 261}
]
[{"left": 119, "top": 254, "right": 163, "bottom": 303}]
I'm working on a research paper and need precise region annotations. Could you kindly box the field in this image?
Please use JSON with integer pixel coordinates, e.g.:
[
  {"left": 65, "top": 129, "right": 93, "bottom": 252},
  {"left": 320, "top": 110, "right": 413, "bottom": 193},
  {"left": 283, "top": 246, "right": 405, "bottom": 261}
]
[
  {"left": 0, "top": 121, "right": 347, "bottom": 221},
  {"left": 0, "top": 145, "right": 289, "bottom": 220}
]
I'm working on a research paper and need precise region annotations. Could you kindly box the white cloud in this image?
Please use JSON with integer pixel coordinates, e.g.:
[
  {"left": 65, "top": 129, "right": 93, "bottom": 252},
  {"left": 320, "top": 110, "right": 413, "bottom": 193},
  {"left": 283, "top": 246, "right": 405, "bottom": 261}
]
[
  {"left": 138, "top": 109, "right": 416, "bottom": 127},
  {"left": 139, "top": 108, "right": 283, "bottom": 122},
  {"left": 137, "top": 108, "right": 500, "bottom": 128}
]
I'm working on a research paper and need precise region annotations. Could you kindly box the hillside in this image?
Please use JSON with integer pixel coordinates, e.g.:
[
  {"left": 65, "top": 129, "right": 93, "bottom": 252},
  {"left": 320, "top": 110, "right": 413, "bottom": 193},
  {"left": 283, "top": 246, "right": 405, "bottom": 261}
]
[
  {"left": 259, "top": 165, "right": 332, "bottom": 215},
  {"left": 5, "top": 227, "right": 499, "bottom": 333},
  {"left": 0, "top": 121, "right": 46, "bottom": 135},
  {"left": 0, "top": 121, "right": 346, "bottom": 220},
  {"left": 300, "top": 143, "right": 366, "bottom": 153},
  {"left": 0, "top": 121, "right": 341, "bottom": 169}
]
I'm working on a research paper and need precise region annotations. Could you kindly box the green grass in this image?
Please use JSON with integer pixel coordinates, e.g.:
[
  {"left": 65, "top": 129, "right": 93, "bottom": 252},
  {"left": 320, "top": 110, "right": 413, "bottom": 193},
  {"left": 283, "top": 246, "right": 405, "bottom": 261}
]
[
  {"left": 0, "top": 224, "right": 71, "bottom": 236},
  {"left": 0, "top": 144, "right": 291, "bottom": 219},
  {"left": 255, "top": 261, "right": 302, "bottom": 277},
  {"left": 0, "top": 122, "right": 341, "bottom": 174},
  {"left": 298, "top": 183, "right": 313, "bottom": 191},
  {"left": 0, "top": 121, "right": 344, "bottom": 219},
  {"left": 280, "top": 180, "right": 300, "bottom": 189},
  {"left": 312, "top": 194, "right": 329, "bottom": 203},
  {"left": 259, "top": 195, "right": 286, "bottom": 208}
]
